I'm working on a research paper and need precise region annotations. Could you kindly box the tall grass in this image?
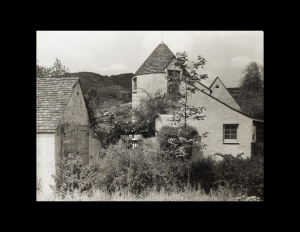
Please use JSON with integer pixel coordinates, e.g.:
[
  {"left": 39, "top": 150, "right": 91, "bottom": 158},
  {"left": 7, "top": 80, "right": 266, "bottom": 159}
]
[{"left": 37, "top": 185, "right": 239, "bottom": 201}]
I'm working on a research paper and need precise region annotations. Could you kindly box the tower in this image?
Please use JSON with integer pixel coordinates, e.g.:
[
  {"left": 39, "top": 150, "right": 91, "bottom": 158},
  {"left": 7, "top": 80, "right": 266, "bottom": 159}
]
[{"left": 132, "top": 42, "right": 182, "bottom": 112}]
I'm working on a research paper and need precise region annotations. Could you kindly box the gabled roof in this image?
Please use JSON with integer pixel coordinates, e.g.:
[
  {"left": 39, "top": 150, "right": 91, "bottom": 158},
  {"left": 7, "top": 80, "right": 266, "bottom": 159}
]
[
  {"left": 36, "top": 77, "right": 80, "bottom": 133},
  {"left": 209, "top": 76, "right": 227, "bottom": 89},
  {"left": 135, "top": 42, "right": 175, "bottom": 75},
  {"left": 200, "top": 87, "right": 263, "bottom": 122}
]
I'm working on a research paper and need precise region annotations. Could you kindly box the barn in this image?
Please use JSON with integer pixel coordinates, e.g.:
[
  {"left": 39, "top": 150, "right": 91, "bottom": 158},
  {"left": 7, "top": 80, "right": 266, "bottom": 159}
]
[{"left": 36, "top": 77, "right": 102, "bottom": 194}]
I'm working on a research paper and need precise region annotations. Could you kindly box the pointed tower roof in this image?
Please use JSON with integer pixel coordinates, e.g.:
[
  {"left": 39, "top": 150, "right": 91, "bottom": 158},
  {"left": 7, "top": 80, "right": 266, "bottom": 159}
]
[{"left": 135, "top": 42, "right": 175, "bottom": 75}]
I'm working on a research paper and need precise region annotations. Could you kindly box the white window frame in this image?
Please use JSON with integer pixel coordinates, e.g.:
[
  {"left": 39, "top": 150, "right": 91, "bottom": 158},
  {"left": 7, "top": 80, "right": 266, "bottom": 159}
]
[
  {"left": 133, "top": 77, "right": 137, "bottom": 93},
  {"left": 223, "top": 124, "right": 239, "bottom": 144}
]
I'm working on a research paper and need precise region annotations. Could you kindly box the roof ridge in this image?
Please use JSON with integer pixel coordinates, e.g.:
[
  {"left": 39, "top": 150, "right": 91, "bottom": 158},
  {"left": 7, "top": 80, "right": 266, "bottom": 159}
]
[
  {"left": 201, "top": 88, "right": 263, "bottom": 122},
  {"left": 184, "top": 81, "right": 263, "bottom": 121},
  {"left": 135, "top": 43, "right": 175, "bottom": 76},
  {"left": 37, "top": 77, "right": 79, "bottom": 79}
]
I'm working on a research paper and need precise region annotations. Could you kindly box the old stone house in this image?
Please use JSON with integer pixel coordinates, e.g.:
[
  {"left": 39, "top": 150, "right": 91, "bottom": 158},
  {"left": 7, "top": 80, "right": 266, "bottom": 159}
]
[
  {"left": 132, "top": 42, "right": 263, "bottom": 160},
  {"left": 36, "top": 77, "right": 102, "bottom": 194}
]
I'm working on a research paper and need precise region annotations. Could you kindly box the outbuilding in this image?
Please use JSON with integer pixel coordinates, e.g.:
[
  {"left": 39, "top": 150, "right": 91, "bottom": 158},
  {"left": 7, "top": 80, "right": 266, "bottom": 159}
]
[{"left": 36, "top": 77, "right": 102, "bottom": 194}]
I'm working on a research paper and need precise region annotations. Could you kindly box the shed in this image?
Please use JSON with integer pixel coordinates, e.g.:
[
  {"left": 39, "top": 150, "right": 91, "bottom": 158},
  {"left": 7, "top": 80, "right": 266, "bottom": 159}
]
[{"left": 36, "top": 77, "right": 102, "bottom": 194}]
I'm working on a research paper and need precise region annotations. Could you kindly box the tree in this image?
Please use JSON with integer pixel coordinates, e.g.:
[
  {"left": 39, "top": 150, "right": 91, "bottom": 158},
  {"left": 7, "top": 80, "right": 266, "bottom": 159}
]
[
  {"left": 36, "top": 58, "right": 70, "bottom": 78},
  {"left": 132, "top": 89, "right": 173, "bottom": 136},
  {"left": 238, "top": 62, "right": 264, "bottom": 119},
  {"left": 36, "top": 60, "right": 51, "bottom": 79},
  {"left": 259, "top": 64, "right": 264, "bottom": 82},
  {"left": 162, "top": 51, "right": 210, "bottom": 158},
  {"left": 85, "top": 87, "right": 98, "bottom": 108}
]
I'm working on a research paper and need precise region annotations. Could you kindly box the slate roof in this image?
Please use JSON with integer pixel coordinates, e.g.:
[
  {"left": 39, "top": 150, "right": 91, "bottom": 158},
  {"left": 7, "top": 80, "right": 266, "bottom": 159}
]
[
  {"left": 36, "top": 77, "right": 80, "bottom": 133},
  {"left": 135, "top": 42, "right": 175, "bottom": 75}
]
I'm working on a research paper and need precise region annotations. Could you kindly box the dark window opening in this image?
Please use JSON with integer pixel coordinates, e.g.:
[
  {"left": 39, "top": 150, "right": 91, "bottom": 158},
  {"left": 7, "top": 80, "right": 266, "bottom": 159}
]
[
  {"left": 167, "top": 70, "right": 180, "bottom": 101},
  {"left": 215, "top": 85, "right": 219, "bottom": 88},
  {"left": 133, "top": 77, "right": 137, "bottom": 91}
]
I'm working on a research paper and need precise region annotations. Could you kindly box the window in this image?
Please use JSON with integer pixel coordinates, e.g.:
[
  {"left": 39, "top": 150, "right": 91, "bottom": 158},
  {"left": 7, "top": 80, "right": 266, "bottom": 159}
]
[
  {"left": 167, "top": 70, "right": 180, "bottom": 101},
  {"left": 252, "top": 125, "right": 256, "bottom": 142},
  {"left": 223, "top": 124, "right": 238, "bottom": 143},
  {"left": 133, "top": 77, "right": 137, "bottom": 92},
  {"left": 215, "top": 85, "right": 219, "bottom": 88}
]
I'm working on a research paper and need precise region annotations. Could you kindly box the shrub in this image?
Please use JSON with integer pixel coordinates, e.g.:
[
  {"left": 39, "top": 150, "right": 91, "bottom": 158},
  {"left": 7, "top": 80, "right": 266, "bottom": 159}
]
[
  {"left": 52, "top": 146, "right": 263, "bottom": 200},
  {"left": 189, "top": 156, "right": 217, "bottom": 193},
  {"left": 132, "top": 89, "right": 173, "bottom": 136},
  {"left": 53, "top": 144, "right": 191, "bottom": 196},
  {"left": 51, "top": 153, "right": 84, "bottom": 198},
  {"left": 214, "top": 153, "right": 264, "bottom": 199},
  {"left": 157, "top": 124, "right": 200, "bottom": 158},
  {"left": 81, "top": 145, "right": 190, "bottom": 194}
]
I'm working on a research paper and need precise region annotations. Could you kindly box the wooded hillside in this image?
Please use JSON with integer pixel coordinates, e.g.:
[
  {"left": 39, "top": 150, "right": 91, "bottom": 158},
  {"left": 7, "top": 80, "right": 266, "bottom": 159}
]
[{"left": 69, "top": 72, "right": 134, "bottom": 108}]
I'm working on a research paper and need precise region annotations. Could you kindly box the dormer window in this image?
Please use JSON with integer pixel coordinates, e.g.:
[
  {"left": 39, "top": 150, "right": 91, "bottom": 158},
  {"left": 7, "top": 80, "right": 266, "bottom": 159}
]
[{"left": 215, "top": 85, "right": 219, "bottom": 88}]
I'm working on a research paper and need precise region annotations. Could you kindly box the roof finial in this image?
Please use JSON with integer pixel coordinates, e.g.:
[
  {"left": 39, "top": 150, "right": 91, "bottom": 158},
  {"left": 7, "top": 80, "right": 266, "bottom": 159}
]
[{"left": 161, "top": 31, "right": 164, "bottom": 44}]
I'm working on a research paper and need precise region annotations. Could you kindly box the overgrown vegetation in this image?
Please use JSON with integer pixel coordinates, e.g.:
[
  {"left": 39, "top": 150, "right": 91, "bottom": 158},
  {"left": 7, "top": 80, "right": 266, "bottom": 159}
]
[
  {"left": 157, "top": 124, "right": 207, "bottom": 159},
  {"left": 38, "top": 187, "right": 251, "bottom": 201},
  {"left": 50, "top": 145, "right": 264, "bottom": 201},
  {"left": 132, "top": 89, "right": 173, "bottom": 136}
]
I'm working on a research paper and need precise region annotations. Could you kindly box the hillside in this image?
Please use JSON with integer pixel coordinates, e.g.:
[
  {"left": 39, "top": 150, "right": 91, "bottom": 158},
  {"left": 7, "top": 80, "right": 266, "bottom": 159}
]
[{"left": 69, "top": 72, "right": 134, "bottom": 108}]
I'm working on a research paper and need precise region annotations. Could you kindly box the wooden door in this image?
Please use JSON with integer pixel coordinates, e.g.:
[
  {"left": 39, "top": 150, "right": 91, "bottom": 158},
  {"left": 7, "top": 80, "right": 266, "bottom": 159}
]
[{"left": 77, "top": 125, "right": 89, "bottom": 164}]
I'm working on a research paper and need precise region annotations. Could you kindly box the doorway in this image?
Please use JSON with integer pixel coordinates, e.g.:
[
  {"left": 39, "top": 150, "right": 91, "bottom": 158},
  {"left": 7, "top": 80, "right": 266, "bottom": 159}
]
[{"left": 76, "top": 125, "right": 89, "bottom": 164}]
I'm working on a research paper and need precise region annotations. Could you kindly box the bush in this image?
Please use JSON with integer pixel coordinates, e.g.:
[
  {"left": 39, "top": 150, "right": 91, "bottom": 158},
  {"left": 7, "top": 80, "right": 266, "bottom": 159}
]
[
  {"left": 214, "top": 154, "right": 264, "bottom": 199},
  {"left": 189, "top": 156, "right": 217, "bottom": 194},
  {"left": 132, "top": 89, "right": 173, "bottom": 136},
  {"left": 81, "top": 145, "right": 189, "bottom": 194},
  {"left": 52, "top": 146, "right": 263, "bottom": 200},
  {"left": 51, "top": 153, "right": 84, "bottom": 198},
  {"left": 157, "top": 124, "right": 200, "bottom": 158},
  {"left": 52, "top": 144, "right": 190, "bottom": 196}
]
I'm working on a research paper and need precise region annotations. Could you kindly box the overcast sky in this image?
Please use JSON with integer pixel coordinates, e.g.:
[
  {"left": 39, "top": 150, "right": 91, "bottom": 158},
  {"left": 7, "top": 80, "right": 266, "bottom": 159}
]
[{"left": 37, "top": 31, "right": 263, "bottom": 88}]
